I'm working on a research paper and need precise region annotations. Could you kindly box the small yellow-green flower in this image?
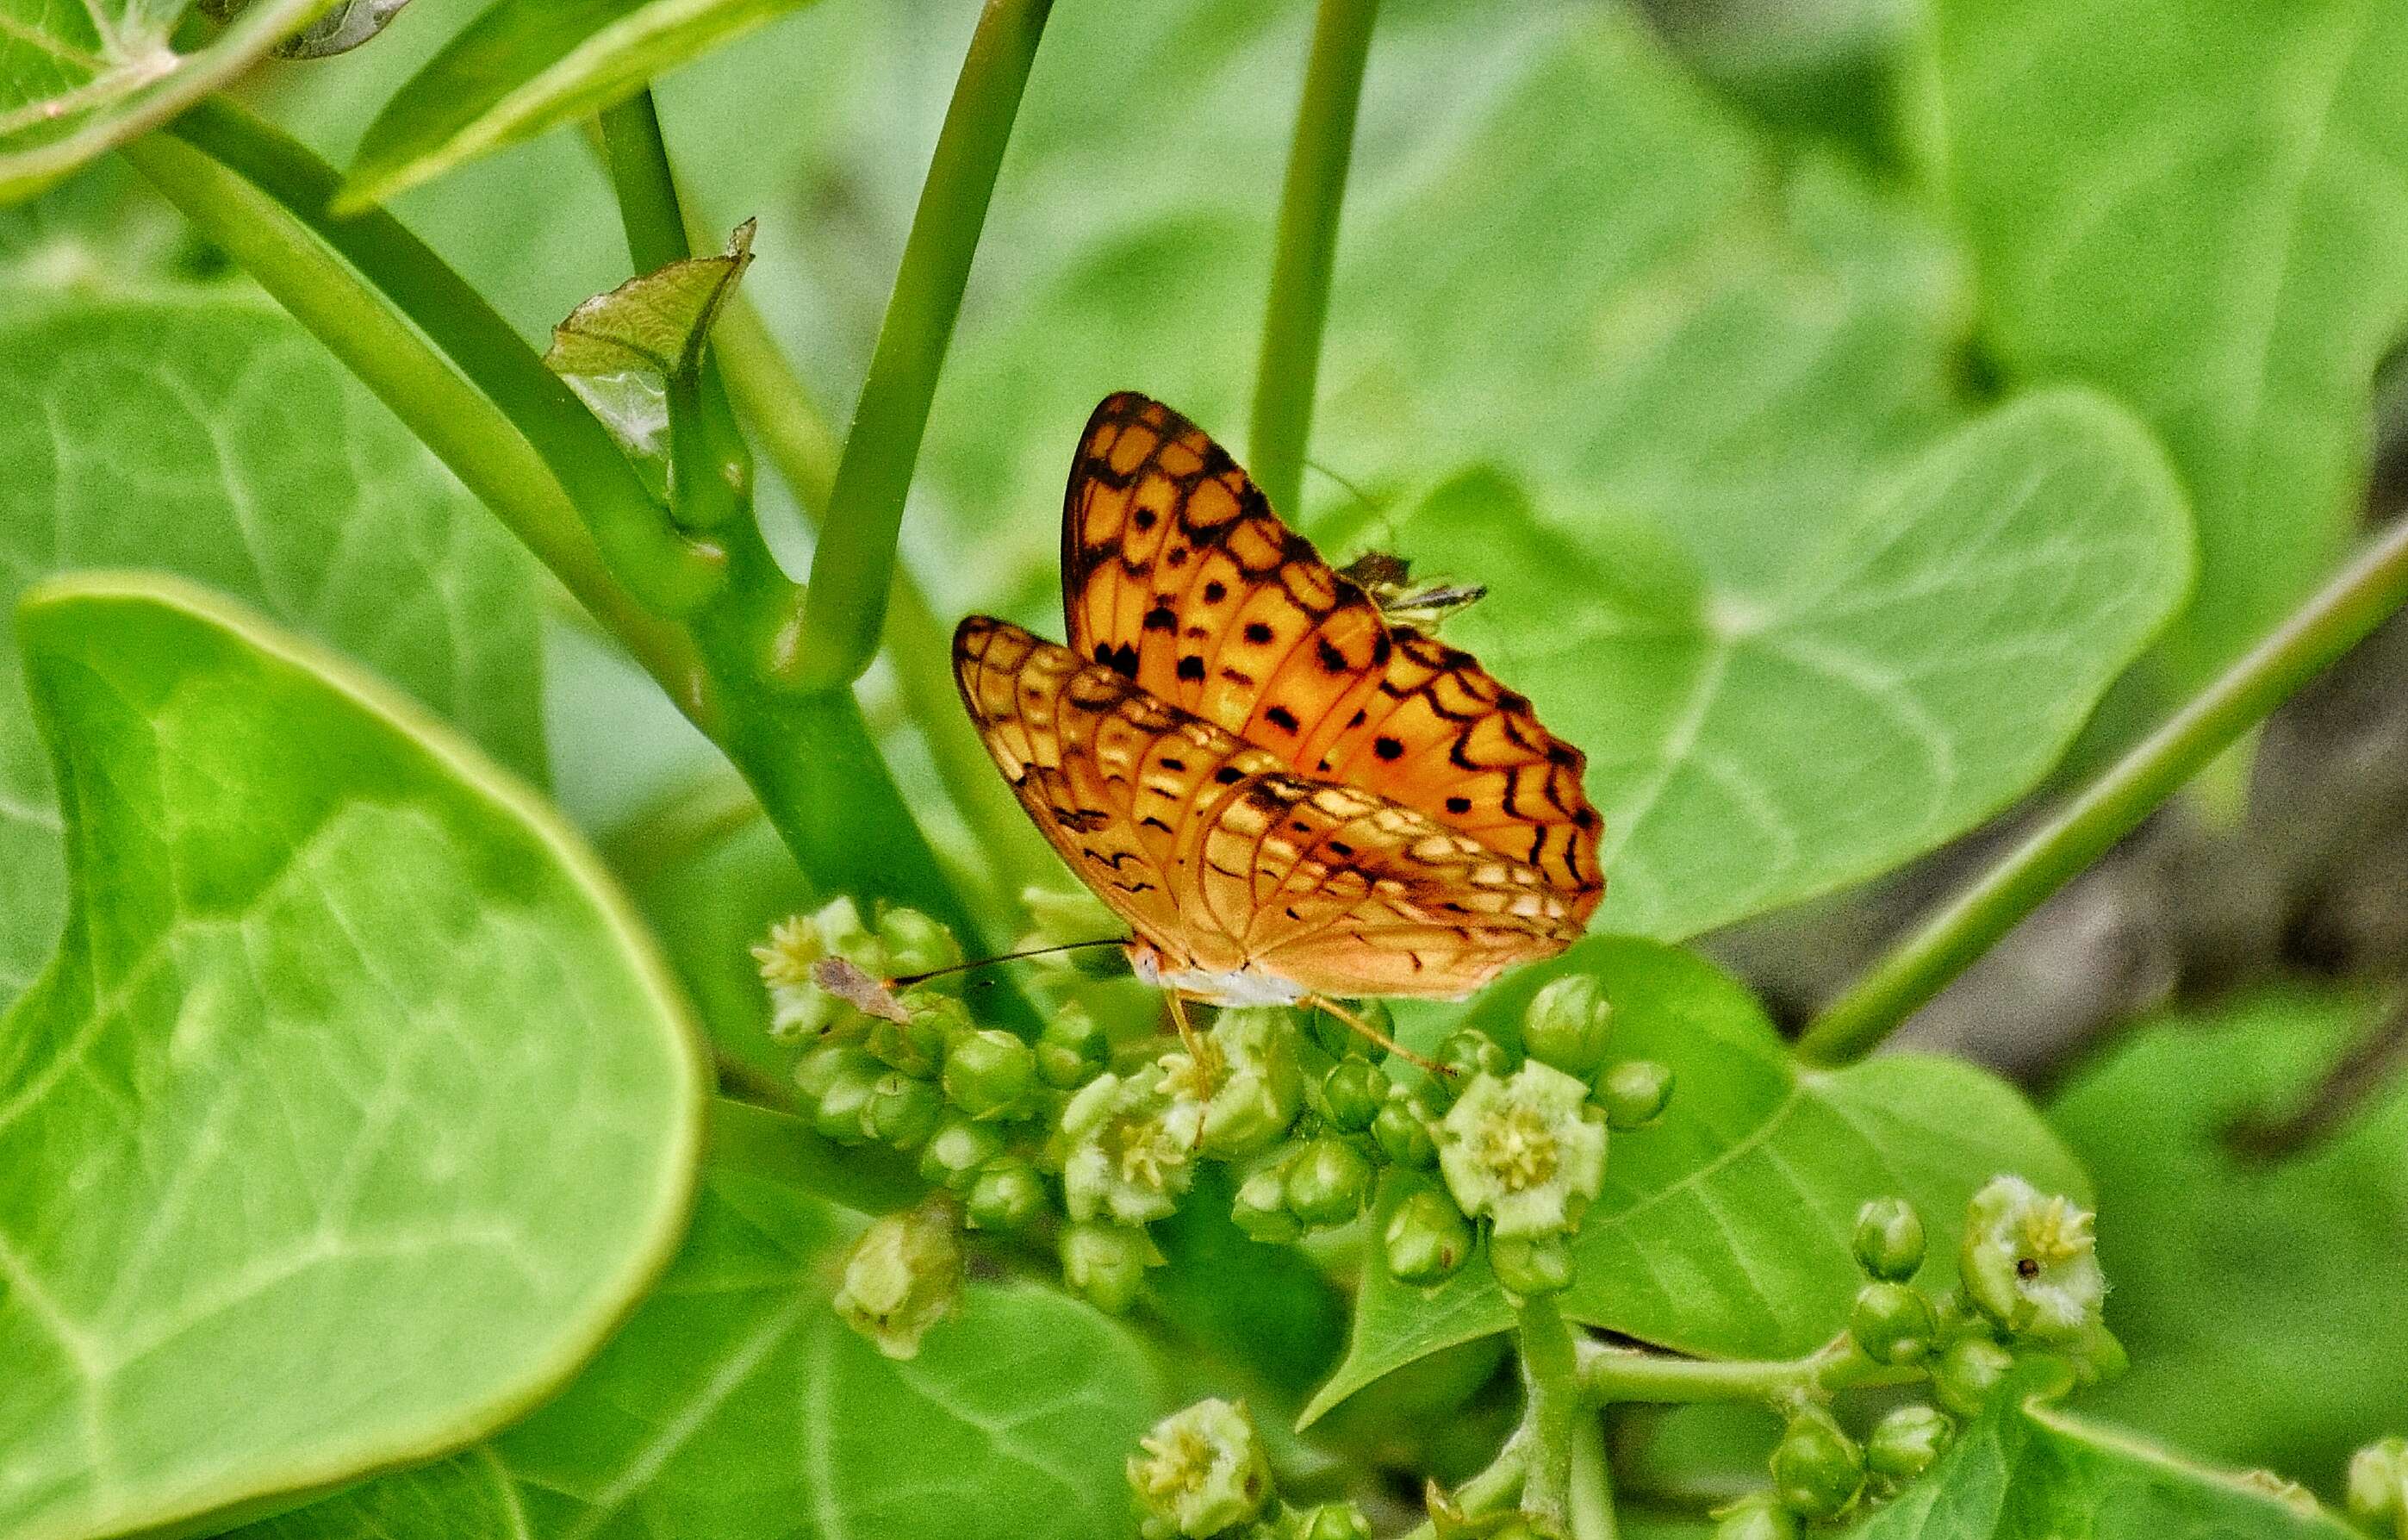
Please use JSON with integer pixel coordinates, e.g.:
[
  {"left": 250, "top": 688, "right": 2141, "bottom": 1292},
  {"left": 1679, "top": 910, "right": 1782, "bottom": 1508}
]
[
  {"left": 1157, "top": 1006, "right": 1304, "bottom": 1158},
  {"left": 1435, "top": 1060, "right": 1606, "bottom": 1239},
  {"left": 1060, "top": 1070, "right": 1198, "bottom": 1225},
  {"left": 754, "top": 897, "right": 890, "bottom": 1041},
  {"left": 1126, "top": 1399, "right": 1272, "bottom": 1538},
  {"left": 2348, "top": 1436, "right": 2408, "bottom": 1538},
  {"left": 1960, "top": 1175, "right": 2105, "bottom": 1340},
  {"left": 831, "top": 1196, "right": 963, "bottom": 1360}
]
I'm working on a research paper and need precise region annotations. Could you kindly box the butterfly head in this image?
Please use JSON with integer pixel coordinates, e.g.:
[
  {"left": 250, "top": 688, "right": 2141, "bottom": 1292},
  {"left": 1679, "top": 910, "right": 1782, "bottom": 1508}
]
[{"left": 1126, "top": 937, "right": 1310, "bottom": 1008}]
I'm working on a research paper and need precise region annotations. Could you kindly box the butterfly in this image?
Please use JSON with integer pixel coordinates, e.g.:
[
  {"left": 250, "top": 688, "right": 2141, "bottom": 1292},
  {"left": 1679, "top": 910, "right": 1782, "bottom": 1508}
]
[{"left": 955, "top": 393, "right": 1602, "bottom": 1015}]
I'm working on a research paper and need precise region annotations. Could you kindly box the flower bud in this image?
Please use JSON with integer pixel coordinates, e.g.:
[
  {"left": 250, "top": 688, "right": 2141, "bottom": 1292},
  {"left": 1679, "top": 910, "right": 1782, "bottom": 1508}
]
[
  {"left": 1320, "top": 1058, "right": 1388, "bottom": 1132},
  {"left": 2347, "top": 1437, "right": 2408, "bottom": 1535},
  {"left": 943, "top": 1027, "right": 1038, "bottom": 1122},
  {"left": 1289, "top": 1501, "right": 1373, "bottom": 1540},
  {"left": 1523, "top": 974, "right": 1614, "bottom": 1075},
  {"left": 1436, "top": 1061, "right": 1607, "bottom": 1239},
  {"left": 1708, "top": 1493, "right": 1800, "bottom": 1540},
  {"left": 1384, "top": 1189, "right": 1474, "bottom": 1285},
  {"left": 1126, "top": 1398, "right": 1272, "bottom": 1538},
  {"left": 1851, "top": 1196, "right": 1926, "bottom": 1281},
  {"left": 795, "top": 1041, "right": 871, "bottom": 1100},
  {"left": 1960, "top": 1175, "right": 2105, "bottom": 1341},
  {"left": 863, "top": 1070, "right": 944, "bottom": 1150},
  {"left": 1851, "top": 1281, "right": 1937, "bottom": 1366},
  {"left": 812, "top": 1055, "right": 884, "bottom": 1144},
  {"left": 1372, "top": 1098, "right": 1439, "bottom": 1169},
  {"left": 1932, "top": 1337, "right": 2015, "bottom": 1418},
  {"left": 1770, "top": 1406, "right": 1864, "bottom": 1519},
  {"left": 918, "top": 1114, "right": 1005, "bottom": 1190},
  {"left": 868, "top": 988, "right": 963, "bottom": 1077},
  {"left": 1436, "top": 1027, "right": 1515, "bottom": 1087},
  {"left": 1598, "top": 1059, "right": 1673, "bottom": 1130},
  {"left": 832, "top": 1196, "right": 963, "bottom": 1359},
  {"left": 1232, "top": 1166, "right": 1303, "bottom": 1245},
  {"left": 876, "top": 904, "right": 960, "bottom": 981},
  {"left": 1061, "top": 1071, "right": 1198, "bottom": 1225},
  {"left": 1037, "top": 1001, "right": 1110, "bottom": 1088},
  {"left": 966, "top": 1155, "right": 1048, "bottom": 1231},
  {"left": 1489, "top": 1233, "right": 1575, "bottom": 1299},
  {"left": 1023, "top": 883, "right": 1121, "bottom": 951},
  {"left": 1308, "top": 998, "right": 1395, "bottom": 1061},
  {"left": 1865, "top": 1404, "right": 1953, "bottom": 1485},
  {"left": 1061, "top": 1219, "right": 1161, "bottom": 1313},
  {"left": 1285, "top": 1137, "right": 1372, "bottom": 1229}
]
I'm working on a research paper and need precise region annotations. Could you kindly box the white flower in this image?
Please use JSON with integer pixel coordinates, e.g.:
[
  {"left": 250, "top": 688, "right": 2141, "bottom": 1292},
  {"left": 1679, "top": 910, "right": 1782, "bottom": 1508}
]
[
  {"left": 1435, "top": 1060, "right": 1607, "bottom": 1239},
  {"left": 1960, "top": 1175, "right": 2106, "bottom": 1340},
  {"left": 1126, "top": 1399, "right": 1272, "bottom": 1538},
  {"left": 1059, "top": 1071, "right": 1196, "bottom": 1225}
]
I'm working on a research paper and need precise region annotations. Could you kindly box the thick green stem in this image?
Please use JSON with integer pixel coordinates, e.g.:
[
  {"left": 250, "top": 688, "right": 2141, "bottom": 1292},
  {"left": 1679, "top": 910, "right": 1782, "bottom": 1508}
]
[
  {"left": 1398, "top": 1426, "right": 1528, "bottom": 1540},
  {"left": 126, "top": 106, "right": 714, "bottom": 713},
  {"left": 793, "top": 0, "right": 1055, "bottom": 690},
  {"left": 1248, "top": 0, "right": 1379, "bottom": 518},
  {"left": 1576, "top": 1335, "right": 1913, "bottom": 1406},
  {"left": 1517, "top": 1296, "right": 1583, "bottom": 1530},
  {"left": 1797, "top": 513, "right": 2408, "bottom": 1066}
]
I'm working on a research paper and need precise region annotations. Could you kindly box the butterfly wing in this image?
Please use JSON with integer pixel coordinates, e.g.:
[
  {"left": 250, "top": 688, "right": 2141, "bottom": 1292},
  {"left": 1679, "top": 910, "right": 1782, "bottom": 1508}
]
[
  {"left": 1061, "top": 392, "right": 1603, "bottom": 921},
  {"left": 957, "top": 616, "right": 1580, "bottom": 998}
]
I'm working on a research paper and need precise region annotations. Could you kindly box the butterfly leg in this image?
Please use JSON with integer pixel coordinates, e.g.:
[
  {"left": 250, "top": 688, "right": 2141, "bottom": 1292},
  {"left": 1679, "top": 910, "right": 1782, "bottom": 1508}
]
[
  {"left": 1304, "top": 994, "right": 1454, "bottom": 1078},
  {"left": 1164, "top": 989, "right": 1210, "bottom": 1065}
]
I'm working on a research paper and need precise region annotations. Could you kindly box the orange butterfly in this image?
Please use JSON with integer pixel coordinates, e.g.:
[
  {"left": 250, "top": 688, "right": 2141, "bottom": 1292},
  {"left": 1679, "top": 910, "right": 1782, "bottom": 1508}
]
[{"left": 955, "top": 394, "right": 1602, "bottom": 1017}]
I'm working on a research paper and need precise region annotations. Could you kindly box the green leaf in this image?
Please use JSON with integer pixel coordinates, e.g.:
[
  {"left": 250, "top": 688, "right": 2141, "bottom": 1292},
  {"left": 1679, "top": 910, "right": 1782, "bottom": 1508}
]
[
  {"left": 2049, "top": 990, "right": 2408, "bottom": 1486},
  {"left": 230, "top": 1100, "right": 1169, "bottom": 1540},
  {"left": 1844, "top": 1367, "right": 2356, "bottom": 1538},
  {"left": 0, "top": 298, "right": 543, "bottom": 1010},
  {"left": 1304, "top": 939, "right": 2088, "bottom": 1426},
  {"left": 1368, "top": 390, "right": 2191, "bottom": 942},
  {"left": 0, "top": 574, "right": 704, "bottom": 1540},
  {"left": 338, "top": 0, "right": 831, "bottom": 211},
  {"left": 545, "top": 218, "right": 756, "bottom": 379},
  {"left": 0, "top": 0, "right": 328, "bottom": 201},
  {"left": 1929, "top": 0, "right": 2408, "bottom": 688}
]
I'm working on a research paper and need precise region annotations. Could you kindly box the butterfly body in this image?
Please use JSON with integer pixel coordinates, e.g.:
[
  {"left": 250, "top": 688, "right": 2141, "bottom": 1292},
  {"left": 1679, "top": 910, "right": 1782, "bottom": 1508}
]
[{"left": 955, "top": 394, "right": 1602, "bottom": 1006}]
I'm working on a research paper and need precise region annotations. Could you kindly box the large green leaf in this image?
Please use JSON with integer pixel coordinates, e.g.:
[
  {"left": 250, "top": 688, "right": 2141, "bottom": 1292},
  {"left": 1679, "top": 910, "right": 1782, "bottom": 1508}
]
[
  {"left": 1304, "top": 939, "right": 2088, "bottom": 1425},
  {"left": 232, "top": 1101, "right": 1169, "bottom": 1540},
  {"left": 339, "top": 0, "right": 831, "bottom": 211},
  {"left": 0, "top": 0, "right": 327, "bottom": 201},
  {"left": 0, "top": 298, "right": 543, "bottom": 1009},
  {"left": 1928, "top": 0, "right": 2408, "bottom": 688},
  {"left": 2050, "top": 990, "right": 2408, "bottom": 1487},
  {"left": 916, "top": 6, "right": 2188, "bottom": 941},
  {"left": 1845, "top": 1368, "right": 2356, "bottom": 1538},
  {"left": 0, "top": 575, "right": 704, "bottom": 1540}
]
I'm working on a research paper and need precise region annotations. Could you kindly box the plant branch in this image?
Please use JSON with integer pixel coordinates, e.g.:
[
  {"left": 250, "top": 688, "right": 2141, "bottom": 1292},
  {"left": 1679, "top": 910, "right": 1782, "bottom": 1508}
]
[
  {"left": 1398, "top": 1424, "right": 1529, "bottom": 1540},
  {"left": 1577, "top": 1335, "right": 1915, "bottom": 1406},
  {"left": 1516, "top": 1295, "right": 1584, "bottom": 1531},
  {"left": 1248, "top": 0, "right": 1378, "bottom": 519},
  {"left": 793, "top": 0, "right": 1056, "bottom": 691},
  {"left": 1797, "top": 512, "right": 2408, "bottom": 1066}
]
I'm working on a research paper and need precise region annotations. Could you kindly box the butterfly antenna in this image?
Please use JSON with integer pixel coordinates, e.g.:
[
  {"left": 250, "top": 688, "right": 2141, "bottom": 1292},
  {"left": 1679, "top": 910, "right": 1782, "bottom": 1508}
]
[
  {"left": 1304, "top": 456, "right": 1380, "bottom": 518},
  {"left": 1305, "top": 994, "right": 1455, "bottom": 1077},
  {"left": 888, "top": 937, "right": 1128, "bottom": 988}
]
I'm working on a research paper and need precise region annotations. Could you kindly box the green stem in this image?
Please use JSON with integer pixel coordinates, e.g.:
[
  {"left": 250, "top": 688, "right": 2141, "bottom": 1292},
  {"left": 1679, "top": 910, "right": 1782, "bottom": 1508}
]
[
  {"left": 1796, "top": 513, "right": 2408, "bottom": 1065},
  {"left": 126, "top": 105, "right": 715, "bottom": 711},
  {"left": 1248, "top": 0, "right": 1379, "bottom": 518},
  {"left": 1517, "top": 1295, "right": 1583, "bottom": 1530},
  {"left": 1567, "top": 1406, "right": 1617, "bottom": 1540},
  {"left": 1576, "top": 1335, "right": 1913, "bottom": 1406},
  {"left": 793, "top": 0, "right": 1056, "bottom": 691},
  {"left": 1398, "top": 1425, "right": 1528, "bottom": 1540}
]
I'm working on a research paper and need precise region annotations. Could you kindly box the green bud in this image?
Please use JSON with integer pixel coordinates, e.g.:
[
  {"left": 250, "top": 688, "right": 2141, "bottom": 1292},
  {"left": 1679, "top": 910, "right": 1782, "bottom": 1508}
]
[
  {"left": 1708, "top": 1493, "right": 1800, "bottom": 1540},
  {"left": 1598, "top": 1059, "right": 1673, "bottom": 1129},
  {"left": 1489, "top": 1233, "right": 1575, "bottom": 1298},
  {"left": 966, "top": 1155, "right": 1048, "bottom": 1231},
  {"left": 863, "top": 1071, "right": 944, "bottom": 1150},
  {"left": 943, "top": 1027, "right": 1038, "bottom": 1121},
  {"left": 1771, "top": 1405, "right": 1864, "bottom": 1519},
  {"left": 1232, "top": 1166, "right": 1303, "bottom": 1245},
  {"left": 1851, "top": 1281, "right": 1938, "bottom": 1365},
  {"left": 1023, "top": 884, "right": 1122, "bottom": 953},
  {"left": 1288, "top": 1501, "right": 1373, "bottom": 1540},
  {"left": 1437, "top": 1027, "right": 1515, "bottom": 1086},
  {"left": 1037, "top": 1001, "right": 1110, "bottom": 1088},
  {"left": 832, "top": 1196, "right": 962, "bottom": 1359},
  {"left": 1061, "top": 1220, "right": 1161, "bottom": 1313},
  {"left": 1436, "top": 1061, "right": 1607, "bottom": 1239},
  {"left": 876, "top": 905, "right": 960, "bottom": 981},
  {"left": 813, "top": 1055, "right": 883, "bottom": 1144},
  {"left": 1932, "top": 1337, "right": 2016, "bottom": 1418},
  {"left": 1372, "top": 1098, "right": 1439, "bottom": 1169},
  {"left": 1960, "top": 1175, "right": 2105, "bottom": 1341},
  {"left": 1852, "top": 1196, "right": 1926, "bottom": 1281},
  {"left": 868, "top": 989, "right": 963, "bottom": 1076},
  {"left": 1522, "top": 974, "right": 1614, "bottom": 1075},
  {"left": 1128, "top": 1398, "right": 1273, "bottom": 1539},
  {"left": 795, "top": 1042, "right": 871, "bottom": 1100},
  {"left": 1384, "top": 1189, "right": 1474, "bottom": 1285},
  {"left": 1307, "top": 998, "right": 1394, "bottom": 1061},
  {"left": 1320, "top": 1058, "right": 1388, "bottom": 1132},
  {"left": 2347, "top": 1437, "right": 2408, "bottom": 1535},
  {"left": 918, "top": 1114, "right": 1006, "bottom": 1191},
  {"left": 1865, "top": 1404, "right": 1953, "bottom": 1485},
  {"left": 1285, "top": 1137, "right": 1372, "bottom": 1229}
]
